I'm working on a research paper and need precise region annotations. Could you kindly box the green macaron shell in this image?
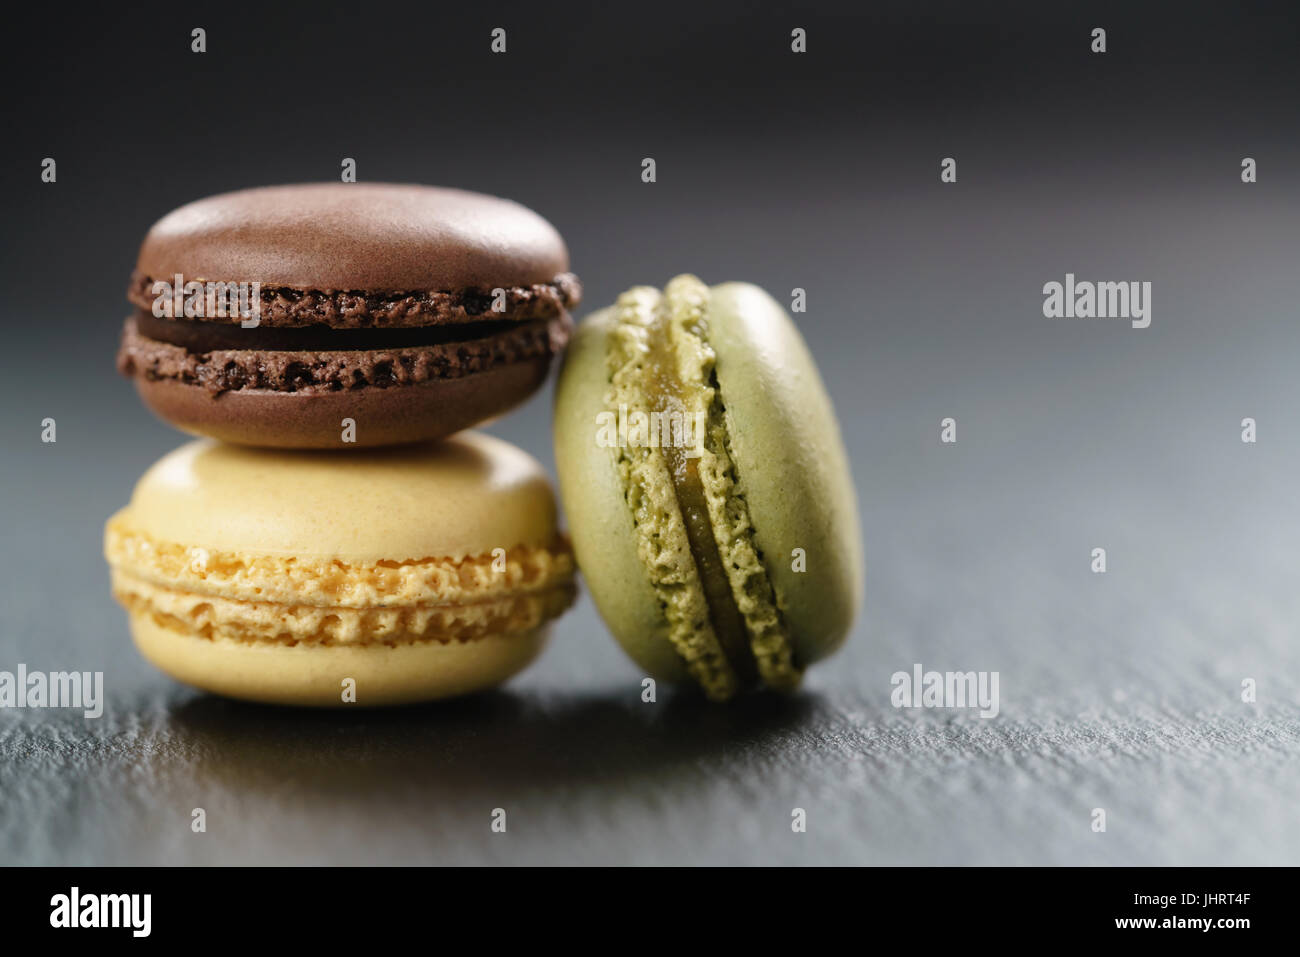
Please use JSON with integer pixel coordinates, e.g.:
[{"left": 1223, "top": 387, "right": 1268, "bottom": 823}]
[
  {"left": 706, "top": 282, "right": 863, "bottom": 666},
  {"left": 554, "top": 277, "right": 862, "bottom": 696},
  {"left": 552, "top": 304, "right": 692, "bottom": 684}
]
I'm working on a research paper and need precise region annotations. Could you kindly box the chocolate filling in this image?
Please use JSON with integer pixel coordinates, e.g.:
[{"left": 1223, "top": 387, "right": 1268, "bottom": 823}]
[
  {"left": 646, "top": 320, "right": 758, "bottom": 687},
  {"left": 134, "top": 310, "right": 528, "bottom": 353},
  {"left": 119, "top": 312, "right": 570, "bottom": 395},
  {"left": 127, "top": 271, "right": 581, "bottom": 329}
]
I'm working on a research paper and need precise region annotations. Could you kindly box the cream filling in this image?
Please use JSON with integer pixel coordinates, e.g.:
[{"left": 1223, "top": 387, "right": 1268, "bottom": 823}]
[
  {"left": 105, "top": 522, "right": 576, "bottom": 646},
  {"left": 605, "top": 276, "right": 799, "bottom": 698},
  {"left": 111, "top": 569, "right": 574, "bottom": 646}
]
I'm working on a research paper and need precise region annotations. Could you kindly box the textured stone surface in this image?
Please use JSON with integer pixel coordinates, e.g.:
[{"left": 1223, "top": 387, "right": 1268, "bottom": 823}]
[{"left": 4, "top": 22, "right": 1298, "bottom": 858}]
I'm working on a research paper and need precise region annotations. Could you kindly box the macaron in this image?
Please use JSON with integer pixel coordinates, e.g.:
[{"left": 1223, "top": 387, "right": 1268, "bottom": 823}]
[
  {"left": 553, "top": 275, "right": 862, "bottom": 701},
  {"left": 117, "top": 183, "right": 579, "bottom": 448},
  {"left": 104, "top": 432, "right": 576, "bottom": 706}
]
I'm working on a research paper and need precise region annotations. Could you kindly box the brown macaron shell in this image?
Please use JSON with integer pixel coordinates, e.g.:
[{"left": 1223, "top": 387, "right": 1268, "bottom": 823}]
[
  {"left": 132, "top": 359, "right": 553, "bottom": 449},
  {"left": 135, "top": 183, "right": 571, "bottom": 295},
  {"left": 120, "top": 183, "right": 579, "bottom": 448}
]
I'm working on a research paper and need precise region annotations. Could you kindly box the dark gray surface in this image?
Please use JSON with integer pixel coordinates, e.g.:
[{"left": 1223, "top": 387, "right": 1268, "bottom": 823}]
[{"left": 2, "top": 2, "right": 1298, "bottom": 865}]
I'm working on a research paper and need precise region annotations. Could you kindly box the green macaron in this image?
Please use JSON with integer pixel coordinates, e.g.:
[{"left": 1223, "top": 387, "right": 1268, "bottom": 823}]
[{"left": 554, "top": 275, "right": 862, "bottom": 700}]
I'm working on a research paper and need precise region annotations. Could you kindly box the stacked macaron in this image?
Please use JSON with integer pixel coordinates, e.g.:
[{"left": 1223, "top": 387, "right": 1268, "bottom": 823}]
[
  {"left": 106, "top": 183, "right": 864, "bottom": 707},
  {"left": 106, "top": 184, "right": 579, "bottom": 705},
  {"left": 117, "top": 184, "right": 578, "bottom": 449}
]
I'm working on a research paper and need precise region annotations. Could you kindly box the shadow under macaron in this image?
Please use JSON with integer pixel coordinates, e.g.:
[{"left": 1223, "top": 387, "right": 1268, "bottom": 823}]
[{"left": 166, "top": 684, "right": 822, "bottom": 799}]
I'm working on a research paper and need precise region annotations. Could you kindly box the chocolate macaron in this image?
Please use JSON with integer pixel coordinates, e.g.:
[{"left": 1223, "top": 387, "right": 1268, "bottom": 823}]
[{"left": 117, "top": 183, "right": 579, "bottom": 448}]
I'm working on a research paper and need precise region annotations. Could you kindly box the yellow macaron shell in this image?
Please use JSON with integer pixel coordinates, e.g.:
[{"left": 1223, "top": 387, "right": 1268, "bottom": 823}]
[
  {"left": 105, "top": 432, "right": 575, "bottom": 706},
  {"left": 127, "top": 615, "right": 552, "bottom": 707},
  {"left": 117, "top": 432, "right": 559, "bottom": 561}
]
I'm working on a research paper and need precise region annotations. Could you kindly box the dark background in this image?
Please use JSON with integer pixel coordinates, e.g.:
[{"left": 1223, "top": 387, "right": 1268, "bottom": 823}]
[{"left": 2, "top": 1, "right": 1298, "bottom": 864}]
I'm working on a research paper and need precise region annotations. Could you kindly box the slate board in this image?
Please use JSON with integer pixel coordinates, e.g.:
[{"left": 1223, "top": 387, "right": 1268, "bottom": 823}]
[{"left": 2, "top": 2, "right": 1297, "bottom": 866}]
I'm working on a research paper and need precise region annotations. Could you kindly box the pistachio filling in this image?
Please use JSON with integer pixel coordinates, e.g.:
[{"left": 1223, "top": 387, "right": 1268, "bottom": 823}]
[
  {"left": 645, "top": 315, "right": 758, "bottom": 687},
  {"left": 605, "top": 276, "right": 808, "bottom": 698}
]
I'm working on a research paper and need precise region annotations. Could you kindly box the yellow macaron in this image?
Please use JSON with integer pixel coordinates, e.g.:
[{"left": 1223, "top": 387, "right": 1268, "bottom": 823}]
[{"left": 104, "top": 432, "right": 575, "bottom": 706}]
